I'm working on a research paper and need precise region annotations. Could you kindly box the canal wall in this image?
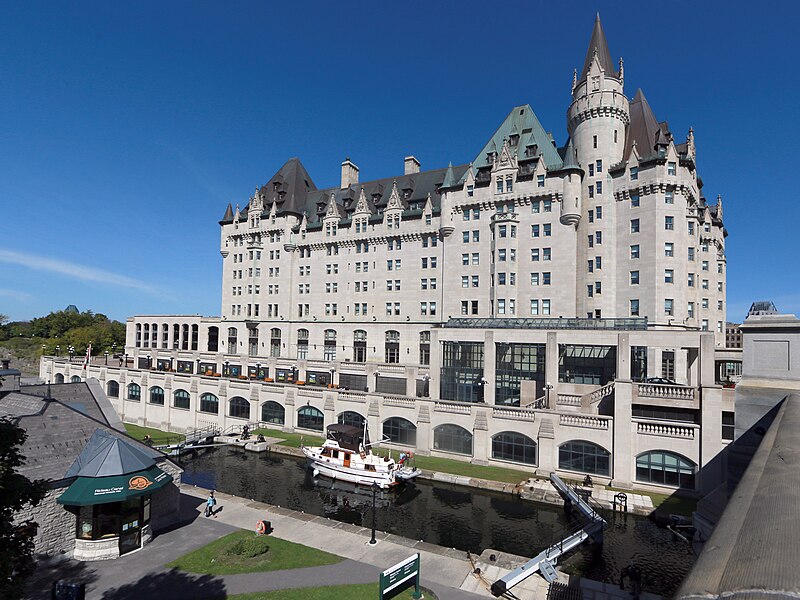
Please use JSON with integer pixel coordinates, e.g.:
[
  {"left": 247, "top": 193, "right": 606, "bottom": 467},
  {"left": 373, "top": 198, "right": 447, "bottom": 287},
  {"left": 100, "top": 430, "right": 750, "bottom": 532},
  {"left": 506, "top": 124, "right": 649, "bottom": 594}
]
[{"left": 250, "top": 441, "right": 655, "bottom": 516}]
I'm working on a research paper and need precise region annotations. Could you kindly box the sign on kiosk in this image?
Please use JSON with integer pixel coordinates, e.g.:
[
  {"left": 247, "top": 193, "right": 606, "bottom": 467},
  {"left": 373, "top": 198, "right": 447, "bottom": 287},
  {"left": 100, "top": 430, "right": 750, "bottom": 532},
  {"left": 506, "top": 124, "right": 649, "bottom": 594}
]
[{"left": 380, "top": 553, "right": 422, "bottom": 599}]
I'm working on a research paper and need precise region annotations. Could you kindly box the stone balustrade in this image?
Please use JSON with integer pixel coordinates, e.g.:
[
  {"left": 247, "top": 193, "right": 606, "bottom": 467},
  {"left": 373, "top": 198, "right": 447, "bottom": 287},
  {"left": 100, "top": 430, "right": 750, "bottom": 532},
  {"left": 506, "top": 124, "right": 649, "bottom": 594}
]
[
  {"left": 635, "top": 420, "right": 696, "bottom": 439},
  {"left": 636, "top": 383, "right": 696, "bottom": 401},
  {"left": 434, "top": 401, "right": 472, "bottom": 415},
  {"left": 492, "top": 406, "right": 537, "bottom": 421},
  {"left": 383, "top": 395, "right": 416, "bottom": 408},
  {"left": 557, "top": 394, "right": 582, "bottom": 406},
  {"left": 583, "top": 382, "right": 615, "bottom": 404},
  {"left": 338, "top": 391, "right": 367, "bottom": 403},
  {"left": 559, "top": 414, "right": 609, "bottom": 429}
]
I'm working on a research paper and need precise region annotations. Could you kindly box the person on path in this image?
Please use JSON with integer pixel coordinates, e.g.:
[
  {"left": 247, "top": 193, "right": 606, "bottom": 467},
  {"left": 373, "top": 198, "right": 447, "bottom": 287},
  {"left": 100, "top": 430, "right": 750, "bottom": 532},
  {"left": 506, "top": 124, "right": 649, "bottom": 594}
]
[{"left": 205, "top": 491, "right": 217, "bottom": 517}]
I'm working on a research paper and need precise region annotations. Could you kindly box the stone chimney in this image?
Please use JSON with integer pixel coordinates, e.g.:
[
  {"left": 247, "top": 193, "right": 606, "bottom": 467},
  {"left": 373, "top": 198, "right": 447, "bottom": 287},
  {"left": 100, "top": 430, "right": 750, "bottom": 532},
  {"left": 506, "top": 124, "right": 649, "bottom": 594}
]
[
  {"left": 341, "top": 158, "right": 359, "bottom": 189},
  {"left": 404, "top": 156, "right": 420, "bottom": 175}
]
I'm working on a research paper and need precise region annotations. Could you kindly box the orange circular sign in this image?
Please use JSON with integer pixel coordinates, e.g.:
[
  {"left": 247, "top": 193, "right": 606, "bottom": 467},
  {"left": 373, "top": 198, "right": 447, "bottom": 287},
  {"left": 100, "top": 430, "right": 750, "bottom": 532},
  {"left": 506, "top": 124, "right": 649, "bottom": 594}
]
[{"left": 128, "top": 475, "right": 154, "bottom": 490}]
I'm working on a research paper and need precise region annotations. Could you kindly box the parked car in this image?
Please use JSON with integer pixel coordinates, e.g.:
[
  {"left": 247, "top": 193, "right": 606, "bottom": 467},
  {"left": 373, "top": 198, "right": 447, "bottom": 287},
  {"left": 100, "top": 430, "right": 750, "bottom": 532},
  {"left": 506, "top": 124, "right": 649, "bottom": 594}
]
[{"left": 644, "top": 376, "right": 677, "bottom": 385}]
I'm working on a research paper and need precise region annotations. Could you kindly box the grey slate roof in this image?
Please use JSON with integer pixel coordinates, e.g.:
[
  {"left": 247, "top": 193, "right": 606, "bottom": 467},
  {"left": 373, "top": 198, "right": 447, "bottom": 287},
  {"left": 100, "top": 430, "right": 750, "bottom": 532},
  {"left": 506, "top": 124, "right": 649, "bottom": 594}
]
[
  {"left": 559, "top": 138, "right": 582, "bottom": 172},
  {"left": 580, "top": 15, "right": 618, "bottom": 81},
  {"left": 1, "top": 381, "right": 177, "bottom": 484},
  {"left": 624, "top": 89, "right": 671, "bottom": 162},
  {"left": 65, "top": 428, "right": 158, "bottom": 478}
]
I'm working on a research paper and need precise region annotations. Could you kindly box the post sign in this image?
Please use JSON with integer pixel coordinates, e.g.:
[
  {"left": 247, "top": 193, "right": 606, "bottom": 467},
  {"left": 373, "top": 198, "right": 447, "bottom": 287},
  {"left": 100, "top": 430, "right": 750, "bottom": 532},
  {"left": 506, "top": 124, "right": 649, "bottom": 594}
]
[{"left": 380, "top": 553, "right": 422, "bottom": 599}]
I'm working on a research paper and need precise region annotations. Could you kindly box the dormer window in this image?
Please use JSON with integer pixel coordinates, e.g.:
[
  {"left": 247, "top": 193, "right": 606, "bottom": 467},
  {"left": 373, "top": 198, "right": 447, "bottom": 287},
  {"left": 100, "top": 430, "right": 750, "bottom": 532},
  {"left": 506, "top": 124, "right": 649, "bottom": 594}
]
[
  {"left": 509, "top": 134, "right": 519, "bottom": 147},
  {"left": 496, "top": 177, "right": 503, "bottom": 194},
  {"left": 630, "top": 166, "right": 638, "bottom": 181},
  {"left": 467, "top": 185, "right": 474, "bottom": 197},
  {"left": 505, "top": 176, "right": 513, "bottom": 193}
]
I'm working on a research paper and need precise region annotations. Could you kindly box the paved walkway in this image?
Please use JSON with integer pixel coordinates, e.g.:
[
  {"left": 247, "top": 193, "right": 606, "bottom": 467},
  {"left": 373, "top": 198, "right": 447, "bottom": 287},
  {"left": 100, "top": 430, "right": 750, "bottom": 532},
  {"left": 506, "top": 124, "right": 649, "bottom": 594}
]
[{"left": 28, "top": 487, "right": 662, "bottom": 599}]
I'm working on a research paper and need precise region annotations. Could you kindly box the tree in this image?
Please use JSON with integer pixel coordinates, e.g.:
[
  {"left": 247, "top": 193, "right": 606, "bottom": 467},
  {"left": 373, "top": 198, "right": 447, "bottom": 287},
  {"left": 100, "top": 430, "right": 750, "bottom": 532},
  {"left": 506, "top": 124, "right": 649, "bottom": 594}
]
[{"left": 0, "top": 418, "right": 48, "bottom": 600}]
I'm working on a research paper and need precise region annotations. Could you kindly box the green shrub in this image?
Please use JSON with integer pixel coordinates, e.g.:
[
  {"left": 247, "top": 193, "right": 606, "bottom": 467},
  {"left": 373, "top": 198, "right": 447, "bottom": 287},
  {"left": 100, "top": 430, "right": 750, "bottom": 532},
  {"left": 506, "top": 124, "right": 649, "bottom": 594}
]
[{"left": 225, "top": 536, "right": 271, "bottom": 559}]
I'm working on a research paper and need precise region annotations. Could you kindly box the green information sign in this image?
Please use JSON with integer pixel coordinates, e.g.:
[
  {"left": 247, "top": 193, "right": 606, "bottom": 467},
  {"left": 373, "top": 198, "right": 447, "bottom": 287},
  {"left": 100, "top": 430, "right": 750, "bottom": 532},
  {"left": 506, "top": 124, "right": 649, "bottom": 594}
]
[{"left": 380, "top": 553, "right": 421, "bottom": 599}]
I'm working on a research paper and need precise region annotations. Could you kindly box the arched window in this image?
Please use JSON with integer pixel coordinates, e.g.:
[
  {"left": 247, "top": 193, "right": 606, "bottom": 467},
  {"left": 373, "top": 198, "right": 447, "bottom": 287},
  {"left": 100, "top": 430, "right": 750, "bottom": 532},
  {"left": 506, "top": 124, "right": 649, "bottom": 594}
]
[
  {"left": 270, "top": 328, "right": 281, "bottom": 357},
  {"left": 559, "top": 440, "right": 610, "bottom": 476},
  {"left": 385, "top": 330, "right": 400, "bottom": 363},
  {"left": 433, "top": 424, "right": 472, "bottom": 455},
  {"left": 227, "top": 327, "right": 238, "bottom": 354},
  {"left": 191, "top": 324, "right": 199, "bottom": 350},
  {"left": 492, "top": 432, "right": 537, "bottom": 465},
  {"left": 182, "top": 324, "right": 190, "bottom": 350},
  {"left": 54, "top": 373, "right": 65, "bottom": 384},
  {"left": 383, "top": 417, "right": 416, "bottom": 446},
  {"left": 151, "top": 322, "right": 158, "bottom": 348},
  {"left": 70, "top": 375, "right": 81, "bottom": 383},
  {"left": 323, "top": 329, "right": 337, "bottom": 361},
  {"left": 173, "top": 389, "right": 190, "bottom": 410},
  {"left": 229, "top": 396, "right": 250, "bottom": 420},
  {"left": 419, "top": 331, "right": 431, "bottom": 365},
  {"left": 161, "top": 323, "right": 169, "bottom": 349},
  {"left": 297, "top": 329, "right": 309, "bottom": 359},
  {"left": 200, "top": 393, "right": 219, "bottom": 414},
  {"left": 107, "top": 380, "right": 119, "bottom": 398},
  {"left": 353, "top": 330, "right": 367, "bottom": 363},
  {"left": 261, "top": 401, "right": 285, "bottom": 425},
  {"left": 636, "top": 451, "right": 696, "bottom": 488},
  {"left": 135, "top": 323, "right": 142, "bottom": 348},
  {"left": 127, "top": 383, "right": 141, "bottom": 401},
  {"left": 149, "top": 386, "right": 165, "bottom": 405},
  {"left": 337, "top": 411, "right": 365, "bottom": 429},
  {"left": 298, "top": 406, "right": 324, "bottom": 431}
]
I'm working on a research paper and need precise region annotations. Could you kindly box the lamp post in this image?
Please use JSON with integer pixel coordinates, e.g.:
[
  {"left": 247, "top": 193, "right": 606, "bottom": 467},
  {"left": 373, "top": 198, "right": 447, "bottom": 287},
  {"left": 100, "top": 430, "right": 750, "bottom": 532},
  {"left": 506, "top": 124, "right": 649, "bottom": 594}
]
[
  {"left": 291, "top": 364, "right": 298, "bottom": 382},
  {"left": 42, "top": 344, "right": 46, "bottom": 357},
  {"left": 477, "top": 377, "right": 489, "bottom": 403},
  {"left": 256, "top": 362, "right": 262, "bottom": 380},
  {"left": 123, "top": 353, "right": 128, "bottom": 367},
  {"left": 329, "top": 367, "right": 335, "bottom": 387},
  {"left": 369, "top": 482, "right": 379, "bottom": 545},
  {"left": 104, "top": 351, "right": 109, "bottom": 365},
  {"left": 374, "top": 371, "right": 380, "bottom": 393},
  {"left": 422, "top": 374, "right": 430, "bottom": 398},
  {"left": 196, "top": 357, "right": 201, "bottom": 375},
  {"left": 146, "top": 354, "right": 152, "bottom": 369},
  {"left": 55, "top": 345, "right": 60, "bottom": 357},
  {"left": 544, "top": 382, "right": 554, "bottom": 409},
  {"left": 112, "top": 342, "right": 117, "bottom": 356},
  {"left": 68, "top": 346, "right": 75, "bottom": 362},
  {"left": 224, "top": 360, "right": 230, "bottom": 377}
]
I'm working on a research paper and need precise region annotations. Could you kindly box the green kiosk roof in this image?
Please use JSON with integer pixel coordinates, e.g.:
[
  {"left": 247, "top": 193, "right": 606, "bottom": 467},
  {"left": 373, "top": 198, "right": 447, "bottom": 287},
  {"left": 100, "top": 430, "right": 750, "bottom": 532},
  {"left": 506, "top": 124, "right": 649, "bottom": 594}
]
[{"left": 57, "top": 464, "right": 172, "bottom": 506}]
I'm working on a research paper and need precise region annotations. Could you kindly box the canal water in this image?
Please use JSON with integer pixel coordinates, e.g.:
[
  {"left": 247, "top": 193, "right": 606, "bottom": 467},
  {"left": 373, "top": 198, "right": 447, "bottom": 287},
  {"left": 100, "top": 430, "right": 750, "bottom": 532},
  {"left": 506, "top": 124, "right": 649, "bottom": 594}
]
[{"left": 179, "top": 447, "right": 695, "bottom": 596}]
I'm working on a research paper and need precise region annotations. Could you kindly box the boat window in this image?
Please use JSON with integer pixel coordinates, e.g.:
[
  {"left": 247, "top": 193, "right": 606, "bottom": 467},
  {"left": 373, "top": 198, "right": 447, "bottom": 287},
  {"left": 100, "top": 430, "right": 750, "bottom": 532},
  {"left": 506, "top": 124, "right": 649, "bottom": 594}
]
[{"left": 365, "top": 464, "right": 376, "bottom": 472}]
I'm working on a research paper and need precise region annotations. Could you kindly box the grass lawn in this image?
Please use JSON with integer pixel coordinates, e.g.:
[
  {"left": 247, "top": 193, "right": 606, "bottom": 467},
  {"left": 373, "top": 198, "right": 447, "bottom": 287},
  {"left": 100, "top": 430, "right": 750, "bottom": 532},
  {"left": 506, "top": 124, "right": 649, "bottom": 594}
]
[
  {"left": 124, "top": 423, "right": 185, "bottom": 445},
  {"left": 167, "top": 529, "right": 342, "bottom": 575},
  {"left": 229, "top": 584, "right": 436, "bottom": 599},
  {"left": 411, "top": 454, "right": 530, "bottom": 485},
  {"left": 604, "top": 486, "right": 697, "bottom": 516},
  {"left": 251, "top": 427, "right": 324, "bottom": 448}
]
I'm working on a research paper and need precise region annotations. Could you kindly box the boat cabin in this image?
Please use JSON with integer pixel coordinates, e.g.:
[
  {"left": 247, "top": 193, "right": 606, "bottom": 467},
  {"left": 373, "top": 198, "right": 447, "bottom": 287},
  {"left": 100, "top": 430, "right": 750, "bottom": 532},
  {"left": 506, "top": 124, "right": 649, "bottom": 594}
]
[{"left": 325, "top": 424, "right": 369, "bottom": 452}]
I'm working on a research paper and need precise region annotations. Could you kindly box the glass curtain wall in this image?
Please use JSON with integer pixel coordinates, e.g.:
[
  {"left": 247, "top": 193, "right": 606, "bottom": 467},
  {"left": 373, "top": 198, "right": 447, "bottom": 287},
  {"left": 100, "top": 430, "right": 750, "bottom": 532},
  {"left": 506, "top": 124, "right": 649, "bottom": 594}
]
[
  {"left": 495, "top": 343, "right": 545, "bottom": 406},
  {"left": 440, "top": 341, "right": 484, "bottom": 403},
  {"left": 558, "top": 344, "right": 617, "bottom": 385}
]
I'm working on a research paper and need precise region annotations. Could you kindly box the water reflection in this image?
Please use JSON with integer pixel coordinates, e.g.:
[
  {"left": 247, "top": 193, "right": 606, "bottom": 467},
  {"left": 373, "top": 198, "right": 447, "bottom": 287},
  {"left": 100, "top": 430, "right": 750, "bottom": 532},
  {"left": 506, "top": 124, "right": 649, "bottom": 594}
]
[{"left": 179, "top": 446, "right": 694, "bottom": 596}]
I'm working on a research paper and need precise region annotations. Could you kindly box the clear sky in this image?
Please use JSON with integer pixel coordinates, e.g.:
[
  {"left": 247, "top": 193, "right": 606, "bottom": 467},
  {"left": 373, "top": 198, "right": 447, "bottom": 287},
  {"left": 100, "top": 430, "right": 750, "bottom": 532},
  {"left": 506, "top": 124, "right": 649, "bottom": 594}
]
[{"left": 1, "top": 1, "right": 797, "bottom": 323}]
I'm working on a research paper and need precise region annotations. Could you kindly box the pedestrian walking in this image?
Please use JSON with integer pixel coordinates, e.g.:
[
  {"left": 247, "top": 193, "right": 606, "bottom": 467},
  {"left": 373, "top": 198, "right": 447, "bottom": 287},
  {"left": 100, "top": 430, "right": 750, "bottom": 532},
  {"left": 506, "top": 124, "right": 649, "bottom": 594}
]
[{"left": 205, "top": 491, "right": 217, "bottom": 517}]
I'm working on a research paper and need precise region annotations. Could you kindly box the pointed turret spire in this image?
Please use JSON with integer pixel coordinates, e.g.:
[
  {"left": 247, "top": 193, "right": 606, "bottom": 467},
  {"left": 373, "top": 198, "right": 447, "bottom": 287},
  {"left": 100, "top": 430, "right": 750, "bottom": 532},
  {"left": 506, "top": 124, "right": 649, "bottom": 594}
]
[
  {"left": 222, "top": 203, "right": 234, "bottom": 222},
  {"left": 441, "top": 162, "right": 457, "bottom": 189},
  {"left": 560, "top": 139, "right": 582, "bottom": 173},
  {"left": 580, "top": 14, "right": 617, "bottom": 80}
]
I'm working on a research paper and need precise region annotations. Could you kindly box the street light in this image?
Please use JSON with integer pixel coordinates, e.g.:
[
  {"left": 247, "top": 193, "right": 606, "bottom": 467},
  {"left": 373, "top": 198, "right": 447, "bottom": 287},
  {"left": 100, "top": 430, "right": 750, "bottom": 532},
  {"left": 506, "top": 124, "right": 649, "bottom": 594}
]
[
  {"left": 68, "top": 346, "right": 75, "bottom": 362},
  {"left": 42, "top": 344, "right": 46, "bottom": 357},
  {"left": 55, "top": 345, "right": 60, "bottom": 357},
  {"left": 544, "top": 382, "right": 554, "bottom": 409},
  {"left": 104, "top": 351, "right": 109, "bottom": 365},
  {"left": 374, "top": 371, "right": 381, "bottom": 393},
  {"left": 146, "top": 354, "right": 152, "bottom": 369},
  {"left": 224, "top": 360, "right": 230, "bottom": 377},
  {"left": 369, "top": 482, "right": 379, "bottom": 545},
  {"left": 256, "top": 362, "right": 262, "bottom": 380},
  {"left": 422, "top": 374, "right": 430, "bottom": 398},
  {"left": 291, "top": 364, "right": 298, "bottom": 382},
  {"left": 329, "top": 367, "right": 335, "bottom": 386},
  {"left": 477, "top": 377, "right": 489, "bottom": 403}
]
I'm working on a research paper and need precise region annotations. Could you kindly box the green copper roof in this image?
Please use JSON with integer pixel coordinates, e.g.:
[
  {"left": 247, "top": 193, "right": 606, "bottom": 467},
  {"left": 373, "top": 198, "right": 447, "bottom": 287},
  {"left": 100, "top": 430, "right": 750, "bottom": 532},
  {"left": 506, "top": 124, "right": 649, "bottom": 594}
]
[{"left": 468, "top": 105, "right": 564, "bottom": 178}]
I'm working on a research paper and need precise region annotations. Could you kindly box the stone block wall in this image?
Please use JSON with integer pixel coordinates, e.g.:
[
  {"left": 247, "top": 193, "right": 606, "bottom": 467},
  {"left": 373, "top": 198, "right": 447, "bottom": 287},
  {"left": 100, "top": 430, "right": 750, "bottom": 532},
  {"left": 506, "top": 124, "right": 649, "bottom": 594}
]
[
  {"left": 14, "top": 486, "right": 76, "bottom": 558},
  {"left": 150, "top": 459, "right": 182, "bottom": 532}
]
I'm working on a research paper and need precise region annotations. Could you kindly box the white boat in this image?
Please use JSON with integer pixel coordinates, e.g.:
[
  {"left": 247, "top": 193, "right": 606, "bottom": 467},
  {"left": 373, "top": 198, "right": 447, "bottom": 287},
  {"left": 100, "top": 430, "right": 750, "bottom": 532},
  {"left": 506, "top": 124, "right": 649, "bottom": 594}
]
[{"left": 302, "top": 424, "right": 421, "bottom": 490}]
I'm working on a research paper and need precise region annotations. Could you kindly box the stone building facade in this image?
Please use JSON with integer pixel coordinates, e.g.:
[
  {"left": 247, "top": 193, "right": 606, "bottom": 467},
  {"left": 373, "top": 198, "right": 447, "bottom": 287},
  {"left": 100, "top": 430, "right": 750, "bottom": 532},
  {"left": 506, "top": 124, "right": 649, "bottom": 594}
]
[{"left": 43, "top": 16, "right": 734, "bottom": 498}]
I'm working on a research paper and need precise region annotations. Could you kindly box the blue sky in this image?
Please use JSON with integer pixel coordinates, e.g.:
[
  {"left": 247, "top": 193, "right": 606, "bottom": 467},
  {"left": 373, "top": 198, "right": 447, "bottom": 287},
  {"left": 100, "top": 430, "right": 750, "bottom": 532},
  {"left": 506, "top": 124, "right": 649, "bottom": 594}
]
[{"left": 1, "top": 1, "right": 797, "bottom": 323}]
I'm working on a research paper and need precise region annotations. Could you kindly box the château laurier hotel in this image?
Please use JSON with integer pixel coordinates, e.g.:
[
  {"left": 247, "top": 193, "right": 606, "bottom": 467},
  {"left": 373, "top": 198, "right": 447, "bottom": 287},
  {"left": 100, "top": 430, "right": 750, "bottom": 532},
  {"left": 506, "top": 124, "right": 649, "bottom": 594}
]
[{"left": 44, "top": 17, "right": 735, "bottom": 498}]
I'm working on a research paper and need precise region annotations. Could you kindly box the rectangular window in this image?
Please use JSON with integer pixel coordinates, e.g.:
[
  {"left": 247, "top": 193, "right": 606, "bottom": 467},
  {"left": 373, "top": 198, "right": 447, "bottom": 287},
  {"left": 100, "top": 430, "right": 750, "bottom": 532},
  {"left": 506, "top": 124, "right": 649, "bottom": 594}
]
[
  {"left": 688, "top": 302, "right": 695, "bottom": 318},
  {"left": 688, "top": 222, "right": 695, "bottom": 235},
  {"left": 668, "top": 161, "right": 676, "bottom": 175},
  {"left": 702, "top": 260, "right": 709, "bottom": 271},
  {"left": 543, "top": 199, "right": 552, "bottom": 212},
  {"left": 596, "top": 206, "right": 602, "bottom": 219},
  {"left": 688, "top": 273, "right": 695, "bottom": 287},
  {"left": 665, "top": 299, "right": 674, "bottom": 316},
  {"left": 630, "top": 271, "right": 640, "bottom": 285},
  {"left": 537, "top": 175, "right": 545, "bottom": 187},
  {"left": 462, "top": 276, "right": 469, "bottom": 288},
  {"left": 472, "top": 253, "right": 479, "bottom": 265},
  {"left": 530, "top": 300, "right": 539, "bottom": 315},
  {"left": 702, "top": 319, "right": 709, "bottom": 331},
  {"left": 472, "top": 275, "right": 479, "bottom": 287},
  {"left": 595, "top": 256, "right": 601, "bottom": 270},
  {"left": 587, "top": 260, "right": 594, "bottom": 273},
  {"left": 462, "top": 253, "right": 469, "bottom": 266},
  {"left": 589, "top": 185, "right": 594, "bottom": 198},
  {"left": 531, "top": 272, "right": 539, "bottom": 286},
  {"left": 587, "top": 284, "right": 594, "bottom": 297},
  {"left": 543, "top": 223, "right": 551, "bottom": 237},
  {"left": 688, "top": 247, "right": 695, "bottom": 261},
  {"left": 631, "top": 194, "right": 640, "bottom": 207},
  {"left": 532, "top": 224, "right": 539, "bottom": 237},
  {"left": 496, "top": 178, "right": 503, "bottom": 193},
  {"left": 631, "top": 219, "right": 640, "bottom": 233},
  {"left": 630, "top": 166, "right": 638, "bottom": 180},
  {"left": 543, "top": 248, "right": 551, "bottom": 261},
  {"left": 595, "top": 281, "right": 602, "bottom": 294},
  {"left": 463, "top": 231, "right": 469, "bottom": 243},
  {"left": 596, "top": 181, "right": 602, "bottom": 194},
  {"left": 532, "top": 248, "right": 539, "bottom": 261},
  {"left": 498, "top": 273, "right": 506, "bottom": 285},
  {"left": 588, "top": 209, "right": 594, "bottom": 223},
  {"left": 499, "top": 224, "right": 507, "bottom": 238},
  {"left": 595, "top": 230, "right": 602, "bottom": 244},
  {"left": 665, "top": 269, "right": 674, "bottom": 283},
  {"left": 498, "top": 249, "right": 507, "bottom": 261},
  {"left": 630, "top": 299, "right": 640, "bottom": 316},
  {"left": 542, "top": 272, "right": 551, "bottom": 285},
  {"left": 542, "top": 299, "right": 551, "bottom": 315},
  {"left": 588, "top": 163, "right": 594, "bottom": 176},
  {"left": 531, "top": 200, "right": 540, "bottom": 213},
  {"left": 665, "top": 216, "right": 674, "bottom": 230},
  {"left": 472, "top": 230, "right": 480, "bottom": 242},
  {"left": 665, "top": 191, "right": 674, "bottom": 204},
  {"left": 665, "top": 242, "right": 674, "bottom": 257},
  {"left": 498, "top": 299, "right": 506, "bottom": 314}
]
